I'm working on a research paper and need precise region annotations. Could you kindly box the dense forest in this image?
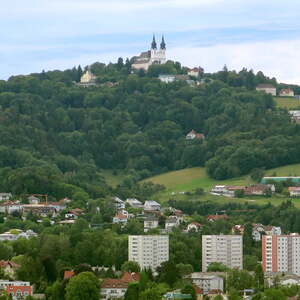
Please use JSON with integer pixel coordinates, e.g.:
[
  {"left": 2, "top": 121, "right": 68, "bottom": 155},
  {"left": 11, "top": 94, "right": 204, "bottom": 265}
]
[{"left": 0, "top": 60, "right": 300, "bottom": 198}]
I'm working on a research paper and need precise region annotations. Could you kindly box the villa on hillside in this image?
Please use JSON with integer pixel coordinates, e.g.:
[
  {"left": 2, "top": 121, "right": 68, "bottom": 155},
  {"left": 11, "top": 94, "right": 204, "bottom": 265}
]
[
  {"left": 186, "top": 130, "right": 205, "bottom": 140},
  {"left": 77, "top": 68, "right": 97, "bottom": 87},
  {"left": 280, "top": 88, "right": 294, "bottom": 97},
  {"left": 256, "top": 84, "right": 276, "bottom": 96},
  {"left": 187, "top": 67, "right": 204, "bottom": 77}
]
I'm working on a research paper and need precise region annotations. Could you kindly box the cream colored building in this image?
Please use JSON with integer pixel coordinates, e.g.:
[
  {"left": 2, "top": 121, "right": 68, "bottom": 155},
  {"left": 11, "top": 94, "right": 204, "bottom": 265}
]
[
  {"left": 256, "top": 84, "right": 276, "bottom": 96},
  {"left": 80, "top": 69, "right": 97, "bottom": 85},
  {"left": 128, "top": 235, "right": 169, "bottom": 271},
  {"left": 202, "top": 235, "right": 243, "bottom": 271}
]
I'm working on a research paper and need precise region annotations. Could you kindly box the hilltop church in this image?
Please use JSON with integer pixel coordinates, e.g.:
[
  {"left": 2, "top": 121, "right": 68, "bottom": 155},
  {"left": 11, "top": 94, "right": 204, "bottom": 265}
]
[{"left": 132, "top": 35, "right": 166, "bottom": 71}]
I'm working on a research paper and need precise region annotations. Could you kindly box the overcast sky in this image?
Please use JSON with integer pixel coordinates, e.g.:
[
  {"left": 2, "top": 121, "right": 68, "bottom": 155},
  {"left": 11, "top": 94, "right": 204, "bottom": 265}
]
[{"left": 1, "top": 0, "right": 300, "bottom": 83}]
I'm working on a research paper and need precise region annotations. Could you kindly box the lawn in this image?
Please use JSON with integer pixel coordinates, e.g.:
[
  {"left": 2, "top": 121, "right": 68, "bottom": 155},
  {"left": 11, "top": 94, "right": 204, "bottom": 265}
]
[
  {"left": 274, "top": 97, "right": 300, "bottom": 109},
  {"left": 143, "top": 164, "right": 300, "bottom": 207}
]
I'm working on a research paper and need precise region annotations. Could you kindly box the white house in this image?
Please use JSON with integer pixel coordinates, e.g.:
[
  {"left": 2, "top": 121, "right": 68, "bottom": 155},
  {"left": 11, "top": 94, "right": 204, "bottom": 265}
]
[
  {"left": 186, "top": 222, "right": 203, "bottom": 233},
  {"left": 0, "top": 230, "right": 37, "bottom": 241},
  {"left": 126, "top": 198, "right": 143, "bottom": 209},
  {"left": 190, "top": 272, "right": 224, "bottom": 294},
  {"left": 0, "top": 201, "right": 22, "bottom": 214},
  {"left": 113, "top": 211, "right": 129, "bottom": 225},
  {"left": 158, "top": 74, "right": 176, "bottom": 83},
  {"left": 280, "top": 88, "right": 294, "bottom": 97},
  {"left": 144, "top": 217, "right": 159, "bottom": 232},
  {"left": 186, "top": 130, "right": 205, "bottom": 140},
  {"left": 288, "top": 187, "right": 300, "bottom": 197},
  {"left": 256, "top": 84, "right": 276, "bottom": 96},
  {"left": 187, "top": 67, "right": 204, "bottom": 77},
  {"left": 27, "top": 196, "right": 40, "bottom": 204},
  {"left": 100, "top": 279, "right": 128, "bottom": 299},
  {"left": 0, "top": 193, "right": 12, "bottom": 201},
  {"left": 79, "top": 69, "right": 97, "bottom": 85},
  {"left": 114, "top": 197, "right": 126, "bottom": 210},
  {"left": 144, "top": 200, "right": 161, "bottom": 211},
  {"left": 165, "top": 216, "right": 180, "bottom": 231},
  {"left": 252, "top": 224, "right": 282, "bottom": 241}
]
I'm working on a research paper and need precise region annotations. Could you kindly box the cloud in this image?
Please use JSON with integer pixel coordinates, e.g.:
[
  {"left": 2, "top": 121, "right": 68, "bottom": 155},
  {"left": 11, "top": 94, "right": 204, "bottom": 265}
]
[{"left": 169, "top": 39, "right": 300, "bottom": 84}]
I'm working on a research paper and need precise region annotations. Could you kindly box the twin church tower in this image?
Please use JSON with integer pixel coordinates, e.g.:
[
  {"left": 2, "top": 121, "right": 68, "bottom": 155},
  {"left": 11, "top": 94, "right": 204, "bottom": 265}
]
[{"left": 132, "top": 35, "right": 167, "bottom": 71}]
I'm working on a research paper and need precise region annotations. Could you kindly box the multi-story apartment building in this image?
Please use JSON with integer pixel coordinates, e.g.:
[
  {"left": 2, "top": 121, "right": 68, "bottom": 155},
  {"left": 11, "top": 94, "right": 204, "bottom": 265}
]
[
  {"left": 128, "top": 235, "right": 169, "bottom": 271},
  {"left": 262, "top": 234, "right": 300, "bottom": 275},
  {"left": 202, "top": 235, "right": 243, "bottom": 272}
]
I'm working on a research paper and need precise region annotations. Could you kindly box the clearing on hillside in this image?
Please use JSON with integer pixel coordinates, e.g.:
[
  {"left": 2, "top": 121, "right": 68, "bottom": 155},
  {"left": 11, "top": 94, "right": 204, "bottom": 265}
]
[{"left": 274, "top": 97, "right": 300, "bottom": 109}]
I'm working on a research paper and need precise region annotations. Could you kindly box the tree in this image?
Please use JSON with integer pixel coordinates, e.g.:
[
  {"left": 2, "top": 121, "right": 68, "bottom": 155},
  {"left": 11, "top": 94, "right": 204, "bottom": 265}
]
[
  {"left": 207, "top": 262, "right": 228, "bottom": 272},
  {"left": 181, "top": 284, "right": 196, "bottom": 300},
  {"left": 124, "top": 282, "right": 139, "bottom": 300},
  {"left": 121, "top": 261, "right": 141, "bottom": 273},
  {"left": 65, "top": 272, "right": 99, "bottom": 300},
  {"left": 157, "top": 261, "right": 180, "bottom": 287}
]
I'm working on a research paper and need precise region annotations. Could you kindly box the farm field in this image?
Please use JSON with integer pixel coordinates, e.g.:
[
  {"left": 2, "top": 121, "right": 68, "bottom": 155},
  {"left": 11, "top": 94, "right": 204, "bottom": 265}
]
[{"left": 274, "top": 96, "right": 300, "bottom": 109}]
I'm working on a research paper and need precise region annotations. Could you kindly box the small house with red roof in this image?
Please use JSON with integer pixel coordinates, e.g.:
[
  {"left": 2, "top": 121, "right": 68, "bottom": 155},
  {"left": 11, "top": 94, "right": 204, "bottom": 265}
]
[
  {"left": 187, "top": 222, "right": 203, "bottom": 233},
  {"left": 113, "top": 211, "right": 129, "bottom": 225},
  {"left": 121, "top": 272, "right": 141, "bottom": 282},
  {"left": 6, "top": 285, "right": 32, "bottom": 300},
  {"left": 186, "top": 130, "right": 205, "bottom": 140},
  {"left": 63, "top": 270, "right": 75, "bottom": 280}
]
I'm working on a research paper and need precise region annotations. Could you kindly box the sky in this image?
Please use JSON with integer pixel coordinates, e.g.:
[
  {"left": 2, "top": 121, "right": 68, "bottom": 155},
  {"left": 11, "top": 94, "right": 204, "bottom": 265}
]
[{"left": 1, "top": 0, "right": 300, "bottom": 83}]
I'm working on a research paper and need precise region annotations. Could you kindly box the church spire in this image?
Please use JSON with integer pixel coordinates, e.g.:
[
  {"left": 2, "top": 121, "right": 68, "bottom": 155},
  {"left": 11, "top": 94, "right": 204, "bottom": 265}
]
[
  {"left": 151, "top": 35, "right": 157, "bottom": 49},
  {"left": 160, "top": 35, "right": 166, "bottom": 50}
]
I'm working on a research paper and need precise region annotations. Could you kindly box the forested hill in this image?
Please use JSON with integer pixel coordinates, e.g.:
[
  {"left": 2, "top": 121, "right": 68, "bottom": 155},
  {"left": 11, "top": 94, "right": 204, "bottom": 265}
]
[{"left": 0, "top": 60, "right": 300, "bottom": 200}]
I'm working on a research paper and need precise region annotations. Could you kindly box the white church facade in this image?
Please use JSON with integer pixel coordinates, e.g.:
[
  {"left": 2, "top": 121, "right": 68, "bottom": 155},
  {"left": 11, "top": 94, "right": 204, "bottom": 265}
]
[{"left": 132, "top": 35, "right": 166, "bottom": 71}]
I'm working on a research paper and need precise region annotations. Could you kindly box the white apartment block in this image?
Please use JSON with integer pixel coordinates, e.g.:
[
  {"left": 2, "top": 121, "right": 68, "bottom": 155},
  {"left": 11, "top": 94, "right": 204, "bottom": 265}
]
[
  {"left": 202, "top": 235, "right": 243, "bottom": 272},
  {"left": 262, "top": 234, "right": 300, "bottom": 275},
  {"left": 128, "top": 235, "right": 169, "bottom": 271}
]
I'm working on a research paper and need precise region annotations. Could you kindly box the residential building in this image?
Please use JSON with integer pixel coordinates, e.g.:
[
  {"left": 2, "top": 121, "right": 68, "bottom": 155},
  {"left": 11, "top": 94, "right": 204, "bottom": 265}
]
[
  {"left": 65, "top": 208, "right": 84, "bottom": 219},
  {"left": 187, "top": 67, "right": 204, "bottom": 77},
  {"left": 256, "top": 84, "right": 276, "bottom": 96},
  {"left": 27, "top": 196, "right": 40, "bottom": 204},
  {"left": 186, "top": 222, "right": 203, "bottom": 233},
  {"left": 244, "top": 184, "right": 274, "bottom": 196},
  {"left": 126, "top": 198, "right": 143, "bottom": 209},
  {"left": 165, "top": 216, "right": 180, "bottom": 231},
  {"left": 113, "top": 211, "right": 129, "bottom": 225},
  {"left": 252, "top": 224, "right": 281, "bottom": 241},
  {"left": 231, "top": 225, "right": 244, "bottom": 235},
  {"left": 158, "top": 74, "right": 176, "bottom": 83},
  {"left": 0, "top": 193, "right": 12, "bottom": 201},
  {"left": 128, "top": 235, "right": 169, "bottom": 271},
  {"left": 144, "top": 200, "right": 161, "bottom": 211},
  {"left": 190, "top": 272, "right": 224, "bottom": 294},
  {"left": 202, "top": 235, "right": 243, "bottom": 272},
  {"left": 206, "top": 215, "right": 228, "bottom": 222},
  {"left": 22, "top": 204, "right": 57, "bottom": 217},
  {"left": 0, "top": 230, "right": 37, "bottom": 241},
  {"left": 262, "top": 234, "right": 300, "bottom": 275},
  {"left": 132, "top": 35, "right": 166, "bottom": 71},
  {"left": 288, "top": 187, "right": 300, "bottom": 197},
  {"left": 0, "top": 201, "right": 22, "bottom": 214},
  {"left": 210, "top": 185, "right": 245, "bottom": 197},
  {"left": 101, "top": 272, "right": 140, "bottom": 299},
  {"left": 6, "top": 285, "right": 32, "bottom": 299},
  {"left": 210, "top": 185, "right": 228, "bottom": 195},
  {"left": 114, "top": 197, "right": 125, "bottom": 210},
  {"left": 186, "top": 130, "right": 205, "bottom": 140},
  {"left": 144, "top": 217, "right": 159, "bottom": 232},
  {"left": 279, "top": 88, "right": 294, "bottom": 97},
  {"left": 0, "top": 261, "right": 20, "bottom": 279},
  {"left": 289, "top": 110, "right": 300, "bottom": 123}
]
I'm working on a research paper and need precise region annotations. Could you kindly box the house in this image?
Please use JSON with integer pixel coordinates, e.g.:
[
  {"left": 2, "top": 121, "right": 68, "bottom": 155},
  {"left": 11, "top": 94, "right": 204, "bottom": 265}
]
[
  {"left": 231, "top": 225, "right": 244, "bottom": 235},
  {"left": 186, "top": 130, "right": 205, "bottom": 140},
  {"left": 0, "top": 193, "right": 12, "bottom": 201},
  {"left": 65, "top": 208, "right": 84, "bottom": 219},
  {"left": 225, "top": 186, "right": 245, "bottom": 197},
  {"left": 244, "top": 184, "right": 274, "bottom": 196},
  {"left": 121, "top": 272, "right": 141, "bottom": 283},
  {"left": 114, "top": 197, "right": 126, "bottom": 210},
  {"left": 190, "top": 272, "right": 224, "bottom": 294},
  {"left": 113, "top": 211, "right": 129, "bottom": 225},
  {"left": 186, "top": 222, "right": 203, "bottom": 233},
  {"left": 0, "top": 229, "right": 37, "bottom": 241},
  {"left": 0, "top": 201, "right": 22, "bottom": 214},
  {"left": 187, "top": 67, "right": 204, "bottom": 77},
  {"left": 59, "top": 220, "right": 76, "bottom": 225},
  {"left": 252, "top": 224, "right": 282, "bottom": 241},
  {"left": 165, "top": 216, "right": 180, "bottom": 231},
  {"left": 0, "top": 261, "right": 20, "bottom": 279},
  {"left": 158, "top": 74, "right": 176, "bottom": 83},
  {"left": 289, "top": 110, "right": 300, "bottom": 123},
  {"left": 27, "top": 196, "right": 40, "bottom": 204},
  {"left": 144, "top": 217, "right": 159, "bottom": 232},
  {"left": 207, "top": 215, "right": 228, "bottom": 222},
  {"left": 126, "top": 198, "right": 143, "bottom": 209},
  {"left": 144, "top": 200, "right": 161, "bottom": 211},
  {"left": 100, "top": 279, "right": 129, "bottom": 299},
  {"left": 47, "top": 200, "right": 67, "bottom": 212},
  {"left": 210, "top": 185, "right": 228, "bottom": 195},
  {"left": 63, "top": 270, "right": 75, "bottom": 280},
  {"left": 288, "top": 187, "right": 300, "bottom": 197},
  {"left": 22, "top": 204, "right": 57, "bottom": 218},
  {"left": 256, "top": 84, "right": 276, "bottom": 96},
  {"left": 280, "top": 88, "right": 294, "bottom": 97},
  {"left": 6, "top": 285, "right": 33, "bottom": 300}
]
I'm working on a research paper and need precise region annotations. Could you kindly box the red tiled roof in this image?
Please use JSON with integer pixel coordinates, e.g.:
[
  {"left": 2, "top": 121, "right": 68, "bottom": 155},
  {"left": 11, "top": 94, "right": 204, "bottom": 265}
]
[
  {"left": 121, "top": 272, "right": 141, "bottom": 282},
  {"left": 207, "top": 215, "right": 228, "bottom": 221},
  {"left": 0, "top": 260, "right": 20, "bottom": 269},
  {"left": 193, "top": 285, "right": 203, "bottom": 295},
  {"left": 64, "top": 270, "right": 75, "bottom": 280},
  {"left": 114, "top": 212, "right": 128, "bottom": 220},
  {"left": 289, "top": 187, "right": 300, "bottom": 192},
  {"left": 101, "top": 279, "right": 128, "bottom": 289},
  {"left": 6, "top": 285, "right": 32, "bottom": 296},
  {"left": 189, "top": 222, "right": 202, "bottom": 227}
]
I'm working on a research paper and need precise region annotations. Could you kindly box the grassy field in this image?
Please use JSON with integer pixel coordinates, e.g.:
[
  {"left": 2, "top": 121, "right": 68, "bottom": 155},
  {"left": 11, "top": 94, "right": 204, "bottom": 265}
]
[
  {"left": 143, "top": 164, "right": 300, "bottom": 207},
  {"left": 274, "top": 96, "right": 300, "bottom": 109},
  {"left": 101, "top": 170, "right": 126, "bottom": 187}
]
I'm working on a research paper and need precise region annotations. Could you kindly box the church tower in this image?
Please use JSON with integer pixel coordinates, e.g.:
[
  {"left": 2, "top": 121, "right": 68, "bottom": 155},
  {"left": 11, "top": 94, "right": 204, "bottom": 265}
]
[
  {"left": 150, "top": 35, "right": 166, "bottom": 65},
  {"left": 150, "top": 35, "right": 157, "bottom": 59}
]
